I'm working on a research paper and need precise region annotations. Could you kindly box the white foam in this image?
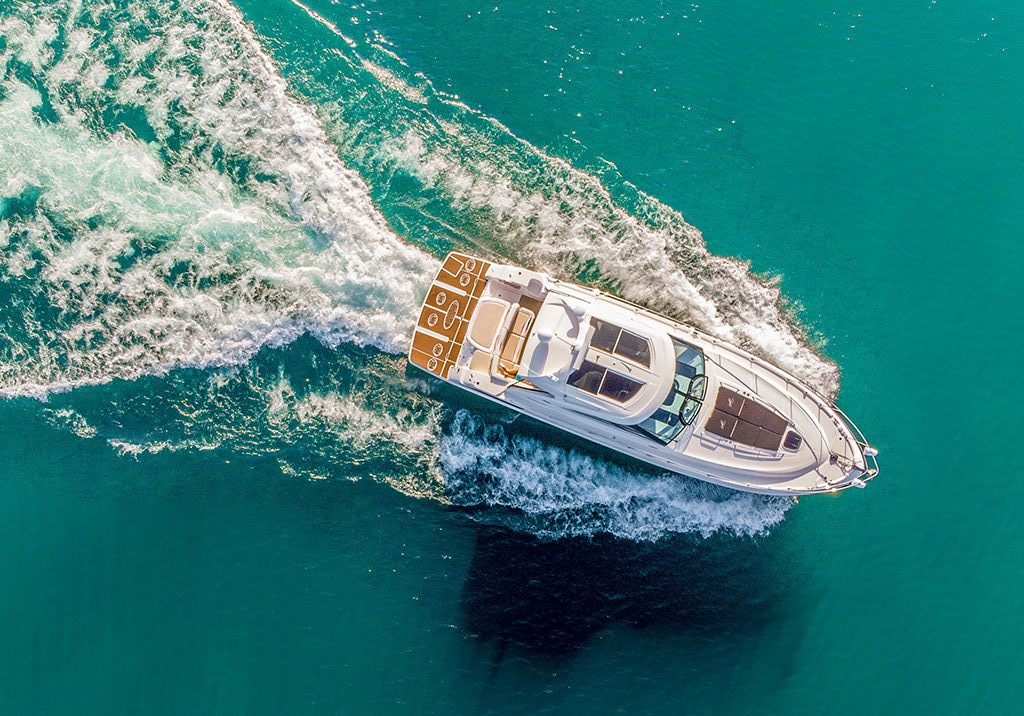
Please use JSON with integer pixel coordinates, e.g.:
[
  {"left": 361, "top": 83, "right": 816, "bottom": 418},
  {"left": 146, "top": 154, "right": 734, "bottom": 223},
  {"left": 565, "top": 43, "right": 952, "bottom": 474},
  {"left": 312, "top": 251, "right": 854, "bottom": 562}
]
[
  {"left": 42, "top": 407, "right": 97, "bottom": 439},
  {"left": 98, "top": 367, "right": 444, "bottom": 499},
  {"left": 1, "top": 0, "right": 819, "bottom": 539},
  {"left": 0, "top": 0, "right": 437, "bottom": 398},
  {"left": 440, "top": 411, "right": 792, "bottom": 540},
  {"left": 281, "top": 382, "right": 438, "bottom": 455},
  {"left": 381, "top": 127, "right": 839, "bottom": 398},
  {"left": 286, "top": 0, "right": 358, "bottom": 50},
  {"left": 285, "top": 385, "right": 445, "bottom": 499},
  {"left": 108, "top": 437, "right": 221, "bottom": 456}
]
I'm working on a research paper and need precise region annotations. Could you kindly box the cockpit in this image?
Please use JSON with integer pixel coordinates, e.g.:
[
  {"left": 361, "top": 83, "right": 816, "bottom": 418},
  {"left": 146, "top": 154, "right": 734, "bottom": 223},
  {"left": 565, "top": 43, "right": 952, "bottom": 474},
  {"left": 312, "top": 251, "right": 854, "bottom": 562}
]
[{"left": 631, "top": 338, "right": 707, "bottom": 444}]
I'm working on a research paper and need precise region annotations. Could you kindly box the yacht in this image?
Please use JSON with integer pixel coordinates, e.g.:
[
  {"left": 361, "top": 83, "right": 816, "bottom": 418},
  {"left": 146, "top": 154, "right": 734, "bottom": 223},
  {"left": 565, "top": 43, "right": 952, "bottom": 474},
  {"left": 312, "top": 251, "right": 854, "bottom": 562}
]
[{"left": 409, "top": 252, "right": 878, "bottom": 495}]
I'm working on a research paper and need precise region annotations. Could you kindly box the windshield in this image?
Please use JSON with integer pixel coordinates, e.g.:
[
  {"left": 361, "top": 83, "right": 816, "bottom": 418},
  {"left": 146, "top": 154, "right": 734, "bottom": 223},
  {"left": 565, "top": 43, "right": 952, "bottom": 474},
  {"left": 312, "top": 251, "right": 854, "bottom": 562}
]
[{"left": 633, "top": 338, "right": 707, "bottom": 444}]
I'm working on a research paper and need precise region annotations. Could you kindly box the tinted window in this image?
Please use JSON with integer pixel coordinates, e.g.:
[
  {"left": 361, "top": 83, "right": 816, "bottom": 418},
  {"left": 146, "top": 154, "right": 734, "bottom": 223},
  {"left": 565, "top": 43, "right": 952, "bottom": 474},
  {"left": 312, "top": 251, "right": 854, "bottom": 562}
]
[
  {"left": 568, "top": 360, "right": 644, "bottom": 403},
  {"left": 615, "top": 330, "right": 651, "bottom": 367},
  {"left": 588, "top": 318, "right": 651, "bottom": 368},
  {"left": 599, "top": 371, "right": 643, "bottom": 402},
  {"left": 590, "top": 319, "right": 620, "bottom": 353},
  {"left": 567, "top": 360, "right": 605, "bottom": 394}
]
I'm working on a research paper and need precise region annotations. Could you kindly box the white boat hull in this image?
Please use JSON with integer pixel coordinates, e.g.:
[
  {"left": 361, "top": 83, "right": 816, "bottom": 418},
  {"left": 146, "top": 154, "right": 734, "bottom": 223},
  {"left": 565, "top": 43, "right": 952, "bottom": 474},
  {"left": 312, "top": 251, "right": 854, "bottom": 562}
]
[{"left": 409, "top": 253, "right": 878, "bottom": 496}]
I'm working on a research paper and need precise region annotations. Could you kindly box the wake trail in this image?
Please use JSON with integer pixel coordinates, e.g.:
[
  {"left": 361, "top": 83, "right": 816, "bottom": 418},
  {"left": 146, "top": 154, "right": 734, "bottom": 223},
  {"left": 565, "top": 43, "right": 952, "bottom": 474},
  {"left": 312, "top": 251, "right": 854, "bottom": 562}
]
[
  {"left": 0, "top": 0, "right": 436, "bottom": 398},
  {"left": 1, "top": 0, "right": 805, "bottom": 539}
]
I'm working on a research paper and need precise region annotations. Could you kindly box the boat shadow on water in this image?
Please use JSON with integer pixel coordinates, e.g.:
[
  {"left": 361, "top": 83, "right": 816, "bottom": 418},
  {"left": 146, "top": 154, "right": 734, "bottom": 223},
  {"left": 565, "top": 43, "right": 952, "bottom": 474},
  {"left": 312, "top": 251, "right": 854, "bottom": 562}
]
[{"left": 459, "top": 525, "right": 797, "bottom": 664}]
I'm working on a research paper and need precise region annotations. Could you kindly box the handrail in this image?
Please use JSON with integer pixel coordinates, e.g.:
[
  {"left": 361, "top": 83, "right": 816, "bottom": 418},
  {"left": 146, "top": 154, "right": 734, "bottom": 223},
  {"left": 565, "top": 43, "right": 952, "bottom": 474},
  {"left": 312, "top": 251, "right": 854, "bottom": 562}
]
[
  {"left": 832, "top": 403, "right": 880, "bottom": 480},
  {"left": 543, "top": 273, "right": 882, "bottom": 485}
]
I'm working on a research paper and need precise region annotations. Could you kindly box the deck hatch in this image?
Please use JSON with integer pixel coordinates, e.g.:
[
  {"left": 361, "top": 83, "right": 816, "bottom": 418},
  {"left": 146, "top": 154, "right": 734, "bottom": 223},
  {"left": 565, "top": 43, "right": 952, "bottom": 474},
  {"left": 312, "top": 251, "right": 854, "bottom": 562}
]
[
  {"left": 705, "top": 387, "right": 788, "bottom": 452},
  {"left": 783, "top": 431, "right": 803, "bottom": 451}
]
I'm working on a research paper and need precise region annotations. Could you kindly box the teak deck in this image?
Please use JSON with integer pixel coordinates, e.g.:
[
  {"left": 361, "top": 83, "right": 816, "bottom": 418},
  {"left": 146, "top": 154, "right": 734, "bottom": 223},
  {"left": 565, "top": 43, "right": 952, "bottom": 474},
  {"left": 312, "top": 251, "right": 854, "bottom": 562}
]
[{"left": 409, "top": 253, "right": 491, "bottom": 379}]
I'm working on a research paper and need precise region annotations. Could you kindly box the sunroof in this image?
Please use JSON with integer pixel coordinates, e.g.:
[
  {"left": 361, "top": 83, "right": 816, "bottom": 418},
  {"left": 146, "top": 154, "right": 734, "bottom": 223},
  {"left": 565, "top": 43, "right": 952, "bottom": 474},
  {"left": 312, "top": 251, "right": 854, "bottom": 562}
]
[
  {"left": 588, "top": 319, "right": 651, "bottom": 367},
  {"left": 568, "top": 360, "right": 643, "bottom": 403},
  {"left": 615, "top": 331, "right": 650, "bottom": 365},
  {"left": 591, "top": 320, "right": 620, "bottom": 353},
  {"left": 600, "top": 371, "right": 643, "bottom": 402}
]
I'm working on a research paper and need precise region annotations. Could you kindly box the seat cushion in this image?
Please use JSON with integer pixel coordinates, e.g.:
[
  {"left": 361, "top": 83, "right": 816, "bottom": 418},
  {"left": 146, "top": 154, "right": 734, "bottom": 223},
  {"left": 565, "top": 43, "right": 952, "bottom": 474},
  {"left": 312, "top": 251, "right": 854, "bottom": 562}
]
[
  {"left": 499, "top": 334, "right": 524, "bottom": 376},
  {"left": 468, "top": 299, "right": 509, "bottom": 350},
  {"left": 469, "top": 350, "right": 493, "bottom": 373},
  {"left": 510, "top": 308, "right": 534, "bottom": 337}
]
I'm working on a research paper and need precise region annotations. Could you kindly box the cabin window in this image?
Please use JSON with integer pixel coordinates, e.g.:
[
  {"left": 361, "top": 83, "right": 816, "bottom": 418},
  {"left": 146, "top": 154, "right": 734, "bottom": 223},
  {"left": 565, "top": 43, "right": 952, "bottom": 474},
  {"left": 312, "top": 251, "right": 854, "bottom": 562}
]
[
  {"left": 568, "top": 360, "right": 643, "bottom": 403},
  {"left": 588, "top": 319, "right": 651, "bottom": 368},
  {"left": 590, "top": 320, "right": 620, "bottom": 354},
  {"left": 599, "top": 371, "right": 643, "bottom": 402},
  {"left": 567, "top": 360, "right": 604, "bottom": 394}
]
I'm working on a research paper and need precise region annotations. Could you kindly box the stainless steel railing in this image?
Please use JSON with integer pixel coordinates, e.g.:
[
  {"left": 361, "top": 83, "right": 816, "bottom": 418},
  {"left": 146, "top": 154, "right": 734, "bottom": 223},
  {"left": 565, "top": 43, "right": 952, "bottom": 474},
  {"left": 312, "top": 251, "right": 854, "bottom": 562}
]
[{"left": 832, "top": 404, "right": 880, "bottom": 480}]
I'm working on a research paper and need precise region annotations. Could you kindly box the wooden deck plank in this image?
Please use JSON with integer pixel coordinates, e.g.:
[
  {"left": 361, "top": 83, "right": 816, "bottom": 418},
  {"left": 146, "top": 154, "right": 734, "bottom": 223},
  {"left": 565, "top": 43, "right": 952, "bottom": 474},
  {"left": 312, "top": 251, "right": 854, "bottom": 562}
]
[{"left": 409, "top": 252, "right": 492, "bottom": 379}]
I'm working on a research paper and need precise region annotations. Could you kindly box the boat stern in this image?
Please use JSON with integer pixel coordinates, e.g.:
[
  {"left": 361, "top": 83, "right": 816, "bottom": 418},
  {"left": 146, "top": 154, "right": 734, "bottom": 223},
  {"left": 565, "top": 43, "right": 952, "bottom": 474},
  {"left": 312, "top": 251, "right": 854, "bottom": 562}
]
[{"left": 408, "top": 252, "right": 492, "bottom": 380}]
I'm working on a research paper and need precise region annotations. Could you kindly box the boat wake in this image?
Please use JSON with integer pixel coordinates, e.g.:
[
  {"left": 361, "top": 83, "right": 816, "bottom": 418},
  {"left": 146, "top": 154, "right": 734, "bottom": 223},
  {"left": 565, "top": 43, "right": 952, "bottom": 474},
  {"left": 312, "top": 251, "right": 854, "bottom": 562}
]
[
  {"left": 1, "top": 0, "right": 822, "bottom": 539},
  {"left": 0, "top": 0, "right": 436, "bottom": 398},
  {"left": 441, "top": 411, "right": 791, "bottom": 540}
]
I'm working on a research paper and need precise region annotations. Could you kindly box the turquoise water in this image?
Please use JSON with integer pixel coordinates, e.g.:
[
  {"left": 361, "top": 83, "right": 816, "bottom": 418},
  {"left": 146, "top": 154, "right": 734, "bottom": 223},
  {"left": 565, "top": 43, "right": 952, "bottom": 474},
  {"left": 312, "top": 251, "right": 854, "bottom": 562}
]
[{"left": 1, "top": 0, "right": 1022, "bottom": 712}]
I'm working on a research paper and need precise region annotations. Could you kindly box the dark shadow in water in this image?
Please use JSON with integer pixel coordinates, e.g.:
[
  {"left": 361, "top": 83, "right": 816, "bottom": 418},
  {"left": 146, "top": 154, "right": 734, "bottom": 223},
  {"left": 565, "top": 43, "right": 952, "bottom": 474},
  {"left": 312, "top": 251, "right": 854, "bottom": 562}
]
[{"left": 460, "top": 526, "right": 794, "bottom": 662}]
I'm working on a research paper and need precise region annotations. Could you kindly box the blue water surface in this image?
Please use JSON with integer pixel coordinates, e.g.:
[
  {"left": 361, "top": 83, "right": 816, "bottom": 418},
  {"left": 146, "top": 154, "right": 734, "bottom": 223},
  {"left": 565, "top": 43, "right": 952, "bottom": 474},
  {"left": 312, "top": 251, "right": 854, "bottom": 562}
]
[{"left": 1, "top": 0, "right": 1022, "bottom": 713}]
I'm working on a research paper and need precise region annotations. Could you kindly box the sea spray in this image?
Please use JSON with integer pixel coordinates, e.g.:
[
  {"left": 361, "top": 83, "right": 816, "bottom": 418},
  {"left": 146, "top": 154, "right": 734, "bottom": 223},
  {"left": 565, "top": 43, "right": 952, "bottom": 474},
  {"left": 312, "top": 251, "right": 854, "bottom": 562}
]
[
  {"left": 0, "top": 0, "right": 436, "bottom": 396},
  {"left": 440, "top": 410, "right": 792, "bottom": 540},
  {"left": 1, "top": 0, "right": 817, "bottom": 538}
]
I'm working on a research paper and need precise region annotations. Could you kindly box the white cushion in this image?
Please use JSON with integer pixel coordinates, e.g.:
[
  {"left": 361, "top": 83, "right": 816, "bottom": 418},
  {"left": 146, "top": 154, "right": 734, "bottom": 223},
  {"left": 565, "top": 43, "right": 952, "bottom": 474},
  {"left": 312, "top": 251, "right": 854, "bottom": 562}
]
[{"left": 468, "top": 299, "right": 509, "bottom": 350}]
